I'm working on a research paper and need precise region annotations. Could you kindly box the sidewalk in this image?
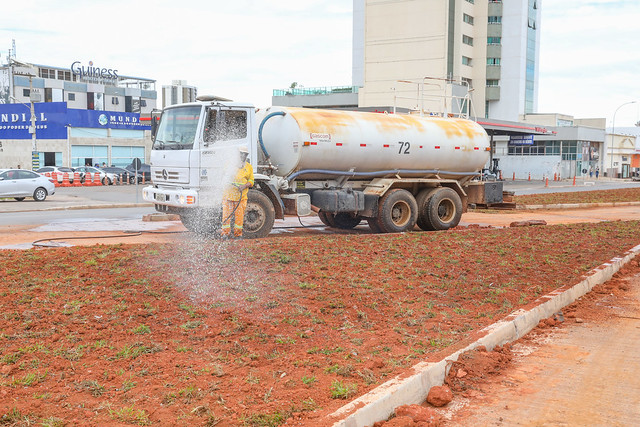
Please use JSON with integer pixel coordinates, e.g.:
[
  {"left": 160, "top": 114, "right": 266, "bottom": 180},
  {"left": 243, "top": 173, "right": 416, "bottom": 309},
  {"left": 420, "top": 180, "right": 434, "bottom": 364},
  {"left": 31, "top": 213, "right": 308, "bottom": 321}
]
[{"left": 0, "top": 185, "right": 152, "bottom": 213}]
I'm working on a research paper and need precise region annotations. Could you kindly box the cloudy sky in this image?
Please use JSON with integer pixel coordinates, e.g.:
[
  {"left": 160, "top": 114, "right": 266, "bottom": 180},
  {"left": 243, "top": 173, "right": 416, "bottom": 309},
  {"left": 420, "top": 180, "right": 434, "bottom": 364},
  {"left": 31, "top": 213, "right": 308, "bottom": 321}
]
[{"left": 2, "top": 0, "right": 639, "bottom": 127}]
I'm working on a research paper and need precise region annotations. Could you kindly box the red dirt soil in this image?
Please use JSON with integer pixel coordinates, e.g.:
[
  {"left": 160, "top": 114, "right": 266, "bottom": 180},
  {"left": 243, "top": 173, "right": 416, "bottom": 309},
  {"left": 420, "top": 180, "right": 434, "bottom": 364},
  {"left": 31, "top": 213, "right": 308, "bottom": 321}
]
[{"left": 1, "top": 221, "right": 639, "bottom": 426}]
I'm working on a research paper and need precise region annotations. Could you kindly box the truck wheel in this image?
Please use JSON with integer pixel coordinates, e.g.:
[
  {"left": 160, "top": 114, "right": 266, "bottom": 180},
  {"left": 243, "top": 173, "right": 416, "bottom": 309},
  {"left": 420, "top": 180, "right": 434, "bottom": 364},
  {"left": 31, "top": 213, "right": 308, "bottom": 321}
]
[
  {"left": 415, "top": 188, "right": 438, "bottom": 231},
  {"left": 317, "top": 211, "right": 336, "bottom": 227},
  {"left": 374, "top": 189, "right": 417, "bottom": 233},
  {"left": 243, "top": 190, "right": 275, "bottom": 239},
  {"left": 180, "top": 208, "right": 221, "bottom": 235},
  {"left": 332, "top": 213, "right": 362, "bottom": 229},
  {"left": 422, "top": 187, "right": 462, "bottom": 231},
  {"left": 367, "top": 218, "right": 382, "bottom": 233}
]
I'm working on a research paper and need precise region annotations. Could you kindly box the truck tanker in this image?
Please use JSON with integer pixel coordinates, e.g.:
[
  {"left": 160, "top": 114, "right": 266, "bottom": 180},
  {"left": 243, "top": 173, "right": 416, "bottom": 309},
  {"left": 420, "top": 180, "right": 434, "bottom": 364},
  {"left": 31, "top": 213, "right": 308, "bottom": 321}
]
[{"left": 142, "top": 99, "right": 503, "bottom": 238}]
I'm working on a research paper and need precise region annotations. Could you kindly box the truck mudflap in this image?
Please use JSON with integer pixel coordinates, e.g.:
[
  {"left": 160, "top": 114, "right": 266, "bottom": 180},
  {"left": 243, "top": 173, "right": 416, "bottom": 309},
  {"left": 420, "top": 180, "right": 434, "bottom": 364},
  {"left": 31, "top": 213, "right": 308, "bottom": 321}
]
[{"left": 142, "top": 186, "right": 199, "bottom": 208}]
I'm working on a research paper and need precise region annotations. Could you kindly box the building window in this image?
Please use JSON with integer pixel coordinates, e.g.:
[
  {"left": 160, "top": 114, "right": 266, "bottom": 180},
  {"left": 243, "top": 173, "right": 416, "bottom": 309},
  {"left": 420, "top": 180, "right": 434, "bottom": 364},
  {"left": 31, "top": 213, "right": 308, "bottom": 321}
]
[
  {"left": 111, "top": 97, "right": 119, "bottom": 105},
  {"left": 486, "top": 79, "right": 499, "bottom": 87},
  {"left": 39, "top": 68, "right": 56, "bottom": 79},
  {"left": 465, "top": 0, "right": 474, "bottom": 3},
  {"left": 462, "top": 56, "right": 472, "bottom": 66},
  {"left": 487, "top": 37, "right": 501, "bottom": 45},
  {"left": 22, "top": 89, "right": 30, "bottom": 97},
  {"left": 487, "top": 58, "right": 501, "bottom": 65},
  {"left": 140, "top": 100, "right": 147, "bottom": 107},
  {"left": 68, "top": 93, "right": 76, "bottom": 101},
  {"left": 463, "top": 35, "right": 474, "bottom": 46},
  {"left": 57, "top": 70, "right": 72, "bottom": 81},
  {"left": 488, "top": 16, "right": 502, "bottom": 24},
  {"left": 463, "top": 14, "right": 474, "bottom": 25}
]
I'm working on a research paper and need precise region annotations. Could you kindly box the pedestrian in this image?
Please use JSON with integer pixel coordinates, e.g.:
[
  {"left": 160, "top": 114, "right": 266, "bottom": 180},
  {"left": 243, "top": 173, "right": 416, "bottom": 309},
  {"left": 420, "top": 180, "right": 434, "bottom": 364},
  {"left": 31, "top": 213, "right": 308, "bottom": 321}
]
[
  {"left": 595, "top": 167, "right": 600, "bottom": 179},
  {"left": 589, "top": 167, "right": 593, "bottom": 178},
  {"left": 221, "top": 147, "right": 254, "bottom": 238},
  {"left": 101, "top": 162, "right": 106, "bottom": 168}
]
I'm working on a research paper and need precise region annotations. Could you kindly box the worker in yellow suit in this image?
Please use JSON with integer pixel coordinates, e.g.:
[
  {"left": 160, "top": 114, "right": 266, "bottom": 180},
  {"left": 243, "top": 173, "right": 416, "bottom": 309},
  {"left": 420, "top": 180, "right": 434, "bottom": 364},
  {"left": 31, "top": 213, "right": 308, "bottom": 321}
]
[{"left": 221, "top": 146, "right": 254, "bottom": 238}]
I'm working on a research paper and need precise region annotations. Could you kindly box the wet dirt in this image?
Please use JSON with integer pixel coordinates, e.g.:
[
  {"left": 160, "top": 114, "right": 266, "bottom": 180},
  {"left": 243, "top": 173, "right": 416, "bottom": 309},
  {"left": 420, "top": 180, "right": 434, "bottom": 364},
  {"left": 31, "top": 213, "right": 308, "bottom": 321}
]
[{"left": 1, "top": 221, "right": 640, "bottom": 426}]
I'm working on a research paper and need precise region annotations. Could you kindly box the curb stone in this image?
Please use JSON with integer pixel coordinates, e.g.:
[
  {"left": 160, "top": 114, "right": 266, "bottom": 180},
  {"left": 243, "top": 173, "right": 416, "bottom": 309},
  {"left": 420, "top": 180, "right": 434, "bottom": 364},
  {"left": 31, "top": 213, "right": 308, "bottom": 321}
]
[{"left": 329, "top": 243, "right": 640, "bottom": 427}]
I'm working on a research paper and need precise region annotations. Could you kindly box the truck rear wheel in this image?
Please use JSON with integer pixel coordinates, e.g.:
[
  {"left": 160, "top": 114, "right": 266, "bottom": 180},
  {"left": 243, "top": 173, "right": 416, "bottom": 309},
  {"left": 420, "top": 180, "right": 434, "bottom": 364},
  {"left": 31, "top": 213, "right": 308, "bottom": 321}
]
[
  {"left": 415, "top": 188, "right": 438, "bottom": 231},
  {"left": 332, "top": 213, "right": 362, "bottom": 229},
  {"left": 422, "top": 187, "right": 462, "bottom": 231},
  {"left": 318, "top": 211, "right": 336, "bottom": 227},
  {"left": 180, "top": 208, "right": 221, "bottom": 235},
  {"left": 243, "top": 190, "right": 275, "bottom": 239},
  {"left": 374, "top": 189, "right": 417, "bottom": 233}
]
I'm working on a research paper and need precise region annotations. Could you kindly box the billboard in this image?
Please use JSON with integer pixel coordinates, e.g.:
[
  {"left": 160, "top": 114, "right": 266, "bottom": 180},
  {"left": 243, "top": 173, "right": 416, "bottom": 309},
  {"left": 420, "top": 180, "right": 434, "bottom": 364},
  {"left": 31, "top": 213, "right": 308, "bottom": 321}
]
[{"left": 0, "top": 102, "right": 150, "bottom": 140}]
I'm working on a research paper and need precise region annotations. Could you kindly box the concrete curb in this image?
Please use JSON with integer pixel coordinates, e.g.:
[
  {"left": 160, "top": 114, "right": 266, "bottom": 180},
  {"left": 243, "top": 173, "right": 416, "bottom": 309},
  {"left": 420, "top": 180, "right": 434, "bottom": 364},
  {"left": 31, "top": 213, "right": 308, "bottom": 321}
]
[
  {"left": 2, "top": 203, "right": 153, "bottom": 213},
  {"left": 330, "top": 243, "right": 640, "bottom": 427},
  {"left": 518, "top": 201, "right": 640, "bottom": 210}
]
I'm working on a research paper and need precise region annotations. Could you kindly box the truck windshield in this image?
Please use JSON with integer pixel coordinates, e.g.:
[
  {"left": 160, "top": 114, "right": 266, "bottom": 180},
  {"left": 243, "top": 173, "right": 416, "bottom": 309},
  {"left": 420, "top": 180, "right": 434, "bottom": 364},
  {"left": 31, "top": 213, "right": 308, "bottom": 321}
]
[{"left": 153, "top": 106, "right": 202, "bottom": 150}]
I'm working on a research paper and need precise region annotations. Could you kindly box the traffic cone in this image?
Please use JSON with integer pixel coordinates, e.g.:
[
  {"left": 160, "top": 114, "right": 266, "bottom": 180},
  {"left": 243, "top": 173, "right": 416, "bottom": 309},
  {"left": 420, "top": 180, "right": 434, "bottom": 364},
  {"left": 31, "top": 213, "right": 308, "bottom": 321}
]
[
  {"left": 573, "top": 176, "right": 576, "bottom": 186},
  {"left": 545, "top": 177, "right": 549, "bottom": 187},
  {"left": 61, "top": 172, "right": 72, "bottom": 187},
  {"left": 512, "top": 172, "right": 515, "bottom": 181},
  {"left": 94, "top": 172, "right": 103, "bottom": 186},
  {"left": 118, "top": 174, "right": 123, "bottom": 185},
  {"left": 83, "top": 172, "right": 93, "bottom": 186},
  {"left": 141, "top": 173, "right": 145, "bottom": 184},
  {"left": 72, "top": 172, "right": 82, "bottom": 187},
  {"left": 52, "top": 172, "right": 60, "bottom": 187}
]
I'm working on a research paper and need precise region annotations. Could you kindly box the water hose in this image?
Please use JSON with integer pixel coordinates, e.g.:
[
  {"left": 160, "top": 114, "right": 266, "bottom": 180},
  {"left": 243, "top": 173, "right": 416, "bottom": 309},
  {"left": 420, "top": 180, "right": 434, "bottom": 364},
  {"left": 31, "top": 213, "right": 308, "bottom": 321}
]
[{"left": 258, "top": 111, "right": 286, "bottom": 160}]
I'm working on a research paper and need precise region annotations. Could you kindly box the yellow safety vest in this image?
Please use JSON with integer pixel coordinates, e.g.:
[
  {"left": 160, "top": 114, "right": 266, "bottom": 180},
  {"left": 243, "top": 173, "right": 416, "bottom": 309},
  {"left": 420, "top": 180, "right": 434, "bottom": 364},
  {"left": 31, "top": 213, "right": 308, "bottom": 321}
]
[{"left": 224, "top": 162, "right": 254, "bottom": 201}]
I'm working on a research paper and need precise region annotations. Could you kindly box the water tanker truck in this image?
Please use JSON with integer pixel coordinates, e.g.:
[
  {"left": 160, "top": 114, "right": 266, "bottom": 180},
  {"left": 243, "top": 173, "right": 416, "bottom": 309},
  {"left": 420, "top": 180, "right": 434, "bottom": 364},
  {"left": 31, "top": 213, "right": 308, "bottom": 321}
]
[{"left": 143, "top": 100, "right": 503, "bottom": 238}]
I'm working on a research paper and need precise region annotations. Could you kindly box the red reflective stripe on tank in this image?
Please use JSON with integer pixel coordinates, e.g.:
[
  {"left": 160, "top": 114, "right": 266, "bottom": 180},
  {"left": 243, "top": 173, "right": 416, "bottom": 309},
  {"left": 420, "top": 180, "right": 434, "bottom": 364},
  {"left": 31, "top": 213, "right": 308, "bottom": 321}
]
[
  {"left": 455, "top": 147, "right": 461, "bottom": 150},
  {"left": 383, "top": 144, "right": 389, "bottom": 148},
  {"left": 474, "top": 147, "right": 480, "bottom": 150},
  {"left": 310, "top": 142, "right": 317, "bottom": 145},
  {"left": 336, "top": 143, "right": 343, "bottom": 146},
  {"left": 435, "top": 146, "right": 441, "bottom": 149},
  {"left": 360, "top": 144, "right": 366, "bottom": 147},
  {"left": 419, "top": 146, "right": 423, "bottom": 148}
]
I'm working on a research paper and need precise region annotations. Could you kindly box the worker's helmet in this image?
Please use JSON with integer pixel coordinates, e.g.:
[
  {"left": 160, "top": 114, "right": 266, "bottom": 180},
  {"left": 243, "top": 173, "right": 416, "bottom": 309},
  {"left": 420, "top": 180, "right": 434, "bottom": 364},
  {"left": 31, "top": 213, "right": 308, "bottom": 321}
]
[{"left": 238, "top": 146, "right": 249, "bottom": 154}]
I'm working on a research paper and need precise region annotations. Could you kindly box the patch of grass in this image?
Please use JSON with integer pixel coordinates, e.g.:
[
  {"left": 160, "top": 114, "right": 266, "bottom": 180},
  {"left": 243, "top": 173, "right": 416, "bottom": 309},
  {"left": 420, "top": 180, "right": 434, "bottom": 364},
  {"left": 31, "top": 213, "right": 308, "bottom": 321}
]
[
  {"left": 329, "top": 380, "right": 358, "bottom": 399},
  {"left": 108, "top": 406, "right": 151, "bottom": 425},
  {"left": 130, "top": 324, "right": 151, "bottom": 335},
  {"left": 75, "top": 380, "right": 106, "bottom": 397},
  {"left": 114, "top": 342, "right": 161, "bottom": 360}
]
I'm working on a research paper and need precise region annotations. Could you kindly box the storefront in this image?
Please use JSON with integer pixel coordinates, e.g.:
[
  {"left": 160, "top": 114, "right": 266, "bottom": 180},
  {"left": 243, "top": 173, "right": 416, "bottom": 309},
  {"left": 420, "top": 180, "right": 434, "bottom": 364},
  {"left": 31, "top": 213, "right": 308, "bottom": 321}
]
[{"left": 0, "top": 102, "right": 151, "bottom": 170}]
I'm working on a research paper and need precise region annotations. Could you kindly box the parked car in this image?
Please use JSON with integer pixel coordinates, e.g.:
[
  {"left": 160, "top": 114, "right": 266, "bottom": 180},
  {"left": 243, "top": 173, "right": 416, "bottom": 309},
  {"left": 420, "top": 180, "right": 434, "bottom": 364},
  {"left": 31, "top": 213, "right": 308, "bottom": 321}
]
[
  {"left": 72, "top": 166, "right": 117, "bottom": 185},
  {"left": 35, "top": 166, "right": 76, "bottom": 183},
  {"left": 0, "top": 169, "right": 56, "bottom": 201},
  {"left": 103, "top": 166, "right": 136, "bottom": 184},
  {"left": 125, "top": 163, "right": 151, "bottom": 183}
]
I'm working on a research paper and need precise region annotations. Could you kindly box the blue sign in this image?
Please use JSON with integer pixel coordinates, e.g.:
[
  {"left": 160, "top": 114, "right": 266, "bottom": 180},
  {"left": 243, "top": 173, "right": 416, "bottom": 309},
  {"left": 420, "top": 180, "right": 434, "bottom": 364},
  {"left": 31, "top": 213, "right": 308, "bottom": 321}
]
[
  {"left": 0, "top": 102, "right": 68, "bottom": 139},
  {"left": 0, "top": 102, "right": 150, "bottom": 140},
  {"left": 509, "top": 135, "right": 535, "bottom": 146},
  {"left": 66, "top": 109, "right": 150, "bottom": 130}
]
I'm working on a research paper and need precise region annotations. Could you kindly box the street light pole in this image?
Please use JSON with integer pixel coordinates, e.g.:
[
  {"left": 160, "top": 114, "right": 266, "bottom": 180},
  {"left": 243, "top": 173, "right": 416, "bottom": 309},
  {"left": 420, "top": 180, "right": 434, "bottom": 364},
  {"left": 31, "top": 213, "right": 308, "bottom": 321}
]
[{"left": 610, "top": 100, "right": 637, "bottom": 176}]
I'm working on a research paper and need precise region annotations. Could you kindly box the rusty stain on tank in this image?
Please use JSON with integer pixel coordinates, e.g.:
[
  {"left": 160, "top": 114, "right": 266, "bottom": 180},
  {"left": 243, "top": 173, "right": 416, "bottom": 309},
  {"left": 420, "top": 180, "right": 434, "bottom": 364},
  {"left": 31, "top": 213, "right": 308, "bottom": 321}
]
[{"left": 286, "top": 107, "right": 485, "bottom": 140}]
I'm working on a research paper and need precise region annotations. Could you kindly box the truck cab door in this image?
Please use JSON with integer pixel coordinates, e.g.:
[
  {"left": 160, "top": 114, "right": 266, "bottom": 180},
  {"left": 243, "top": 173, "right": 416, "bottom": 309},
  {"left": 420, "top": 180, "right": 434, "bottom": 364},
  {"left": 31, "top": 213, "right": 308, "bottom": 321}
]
[{"left": 199, "top": 107, "right": 253, "bottom": 205}]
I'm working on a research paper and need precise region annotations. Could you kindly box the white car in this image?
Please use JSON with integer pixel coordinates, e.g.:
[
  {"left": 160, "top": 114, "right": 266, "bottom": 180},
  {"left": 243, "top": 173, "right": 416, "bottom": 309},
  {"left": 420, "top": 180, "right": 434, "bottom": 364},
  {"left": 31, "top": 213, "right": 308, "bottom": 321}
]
[
  {"left": 0, "top": 169, "right": 56, "bottom": 201},
  {"left": 35, "top": 166, "right": 76, "bottom": 183},
  {"left": 73, "top": 166, "right": 117, "bottom": 185}
]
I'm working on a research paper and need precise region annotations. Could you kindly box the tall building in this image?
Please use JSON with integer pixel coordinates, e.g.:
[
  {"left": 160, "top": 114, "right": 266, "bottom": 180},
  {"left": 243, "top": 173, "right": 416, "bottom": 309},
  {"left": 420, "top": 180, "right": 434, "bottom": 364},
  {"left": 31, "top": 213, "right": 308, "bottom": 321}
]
[
  {"left": 353, "top": 0, "right": 541, "bottom": 121},
  {"left": 162, "top": 80, "right": 197, "bottom": 108}
]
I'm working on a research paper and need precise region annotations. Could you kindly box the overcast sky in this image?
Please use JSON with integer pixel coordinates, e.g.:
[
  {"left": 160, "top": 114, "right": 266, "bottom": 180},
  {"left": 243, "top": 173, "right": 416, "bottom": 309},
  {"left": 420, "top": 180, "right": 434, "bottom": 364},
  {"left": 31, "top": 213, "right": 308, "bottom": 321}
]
[{"left": 2, "top": 0, "right": 639, "bottom": 127}]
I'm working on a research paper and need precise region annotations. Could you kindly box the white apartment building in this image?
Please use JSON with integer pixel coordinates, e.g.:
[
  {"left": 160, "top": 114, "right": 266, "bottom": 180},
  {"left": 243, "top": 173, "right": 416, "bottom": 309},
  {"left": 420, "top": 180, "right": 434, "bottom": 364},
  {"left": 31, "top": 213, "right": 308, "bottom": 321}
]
[
  {"left": 162, "top": 80, "right": 197, "bottom": 108},
  {"left": 353, "top": 0, "right": 541, "bottom": 121}
]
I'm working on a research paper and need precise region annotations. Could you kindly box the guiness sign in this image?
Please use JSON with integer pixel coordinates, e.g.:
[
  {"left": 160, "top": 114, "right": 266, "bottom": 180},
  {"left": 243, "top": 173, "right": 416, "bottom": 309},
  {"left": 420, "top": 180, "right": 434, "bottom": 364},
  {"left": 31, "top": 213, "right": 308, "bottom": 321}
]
[{"left": 71, "top": 60, "right": 119, "bottom": 83}]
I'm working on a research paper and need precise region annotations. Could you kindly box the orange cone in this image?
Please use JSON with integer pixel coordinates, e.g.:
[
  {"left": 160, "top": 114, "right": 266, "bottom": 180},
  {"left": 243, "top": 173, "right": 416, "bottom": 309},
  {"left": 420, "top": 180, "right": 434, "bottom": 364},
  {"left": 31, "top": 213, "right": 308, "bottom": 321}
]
[
  {"left": 512, "top": 172, "right": 515, "bottom": 181},
  {"left": 72, "top": 172, "right": 82, "bottom": 187},
  {"left": 573, "top": 176, "right": 576, "bottom": 186},
  {"left": 61, "top": 172, "right": 72, "bottom": 187},
  {"left": 52, "top": 172, "right": 60, "bottom": 187},
  {"left": 545, "top": 177, "right": 549, "bottom": 187},
  {"left": 83, "top": 172, "right": 94, "bottom": 186},
  {"left": 94, "top": 172, "right": 103, "bottom": 186}
]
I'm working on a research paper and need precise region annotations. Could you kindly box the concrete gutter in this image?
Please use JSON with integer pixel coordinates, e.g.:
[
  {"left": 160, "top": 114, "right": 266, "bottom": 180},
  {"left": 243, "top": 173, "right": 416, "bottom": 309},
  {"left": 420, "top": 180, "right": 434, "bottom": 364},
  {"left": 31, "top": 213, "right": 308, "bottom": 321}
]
[
  {"left": 329, "top": 243, "right": 640, "bottom": 427},
  {"left": 518, "top": 201, "right": 640, "bottom": 210}
]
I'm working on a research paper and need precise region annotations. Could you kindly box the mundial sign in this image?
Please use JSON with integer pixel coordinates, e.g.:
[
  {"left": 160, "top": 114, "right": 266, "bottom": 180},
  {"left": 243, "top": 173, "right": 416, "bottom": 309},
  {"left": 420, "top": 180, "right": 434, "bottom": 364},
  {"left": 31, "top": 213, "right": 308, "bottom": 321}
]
[{"left": 0, "top": 103, "right": 150, "bottom": 140}]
